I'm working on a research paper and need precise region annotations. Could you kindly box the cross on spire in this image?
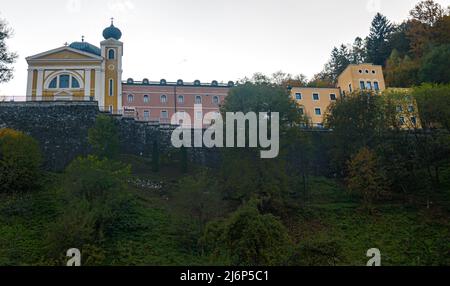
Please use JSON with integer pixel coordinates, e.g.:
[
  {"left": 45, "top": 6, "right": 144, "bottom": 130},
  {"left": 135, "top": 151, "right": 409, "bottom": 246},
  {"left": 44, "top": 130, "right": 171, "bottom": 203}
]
[
  {"left": 111, "top": 17, "right": 114, "bottom": 25},
  {"left": 81, "top": 35, "right": 85, "bottom": 42}
]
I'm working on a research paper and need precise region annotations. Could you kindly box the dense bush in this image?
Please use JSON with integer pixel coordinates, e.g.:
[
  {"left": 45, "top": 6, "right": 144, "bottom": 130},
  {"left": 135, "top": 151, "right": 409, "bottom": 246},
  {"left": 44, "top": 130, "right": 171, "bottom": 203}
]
[
  {"left": 88, "top": 114, "right": 120, "bottom": 159},
  {"left": 0, "top": 128, "right": 42, "bottom": 194}
]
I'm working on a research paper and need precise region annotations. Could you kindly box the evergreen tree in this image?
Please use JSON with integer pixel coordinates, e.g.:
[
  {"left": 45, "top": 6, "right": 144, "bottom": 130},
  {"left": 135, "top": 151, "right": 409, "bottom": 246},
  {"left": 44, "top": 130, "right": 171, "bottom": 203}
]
[{"left": 366, "top": 13, "right": 394, "bottom": 66}]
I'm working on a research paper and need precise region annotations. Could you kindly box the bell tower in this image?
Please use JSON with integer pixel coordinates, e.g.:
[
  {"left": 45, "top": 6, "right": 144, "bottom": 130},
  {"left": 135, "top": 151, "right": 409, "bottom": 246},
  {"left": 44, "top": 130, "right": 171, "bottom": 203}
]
[{"left": 100, "top": 18, "right": 123, "bottom": 113}]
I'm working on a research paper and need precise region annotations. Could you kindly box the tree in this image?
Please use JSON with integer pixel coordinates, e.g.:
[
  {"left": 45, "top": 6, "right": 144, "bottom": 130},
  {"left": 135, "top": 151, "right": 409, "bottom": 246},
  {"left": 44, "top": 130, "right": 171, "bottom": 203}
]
[
  {"left": 0, "top": 128, "right": 42, "bottom": 194},
  {"left": 419, "top": 44, "right": 450, "bottom": 84},
  {"left": 173, "top": 170, "right": 223, "bottom": 230},
  {"left": 347, "top": 147, "right": 386, "bottom": 210},
  {"left": 324, "top": 91, "right": 393, "bottom": 176},
  {"left": 201, "top": 201, "right": 292, "bottom": 266},
  {"left": 366, "top": 13, "right": 394, "bottom": 66},
  {"left": 410, "top": 0, "right": 445, "bottom": 26},
  {"left": 385, "top": 49, "right": 420, "bottom": 87},
  {"left": 0, "top": 18, "right": 17, "bottom": 83},
  {"left": 88, "top": 114, "right": 120, "bottom": 159},
  {"left": 413, "top": 83, "right": 450, "bottom": 131}
]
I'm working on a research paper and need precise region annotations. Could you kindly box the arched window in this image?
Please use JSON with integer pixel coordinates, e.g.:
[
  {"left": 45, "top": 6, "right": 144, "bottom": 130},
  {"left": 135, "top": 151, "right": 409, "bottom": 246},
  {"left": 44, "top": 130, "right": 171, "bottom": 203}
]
[
  {"left": 195, "top": 96, "right": 202, "bottom": 104},
  {"left": 71, "top": 78, "right": 80, "bottom": 88},
  {"left": 47, "top": 74, "right": 81, "bottom": 89},
  {"left": 213, "top": 96, "right": 219, "bottom": 104},
  {"left": 49, "top": 77, "right": 57, "bottom": 89},
  {"left": 178, "top": 95, "right": 184, "bottom": 104},
  {"left": 128, "top": 94, "right": 134, "bottom": 102},
  {"left": 108, "top": 49, "right": 115, "bottom": 60},
  {"left": 143, "top": 95, "right": 149, "bottom": 103},
  {"left": 161, "top": 95, "right": 167, "bottom": 103}
]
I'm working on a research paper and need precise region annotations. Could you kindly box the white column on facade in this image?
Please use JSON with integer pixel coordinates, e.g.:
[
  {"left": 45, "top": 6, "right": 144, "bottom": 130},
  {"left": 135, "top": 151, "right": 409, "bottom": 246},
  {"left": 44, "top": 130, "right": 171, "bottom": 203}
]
[
  {"left": 36, "top": 69, "right": 44, "bottom": 101},
  {"left": 26, "top": 69, "right": 34, "bottom": 101},
  {"left": 95, "top": 68, "right": 104, "bottom": 109},
  {"left": 84, "top": 69, "right": 91, "bottom": 100}
]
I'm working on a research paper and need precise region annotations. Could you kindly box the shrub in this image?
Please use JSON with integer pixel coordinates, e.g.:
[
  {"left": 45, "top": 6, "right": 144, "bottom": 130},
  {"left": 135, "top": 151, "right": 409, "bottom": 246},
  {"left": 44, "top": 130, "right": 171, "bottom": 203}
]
[
  {"left": 0, "top": 128, "right": 42, "bottom": 194},
  {"left": 88, "top": 115, "right": 120, "bottom": 159}
]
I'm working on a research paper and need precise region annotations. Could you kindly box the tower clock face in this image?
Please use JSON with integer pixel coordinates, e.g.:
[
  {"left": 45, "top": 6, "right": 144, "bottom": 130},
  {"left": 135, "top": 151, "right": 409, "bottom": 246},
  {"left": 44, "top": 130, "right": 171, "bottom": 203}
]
[{"left": 108, "top": 64, "right": 115, "bottom": 71}]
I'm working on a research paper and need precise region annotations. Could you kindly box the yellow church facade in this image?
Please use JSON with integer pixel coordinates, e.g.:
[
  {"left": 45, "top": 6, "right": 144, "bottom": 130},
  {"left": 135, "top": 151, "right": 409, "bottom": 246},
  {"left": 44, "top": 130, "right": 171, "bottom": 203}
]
[{"left": 25, "top": 20, "right": 123, "bottom": 113}]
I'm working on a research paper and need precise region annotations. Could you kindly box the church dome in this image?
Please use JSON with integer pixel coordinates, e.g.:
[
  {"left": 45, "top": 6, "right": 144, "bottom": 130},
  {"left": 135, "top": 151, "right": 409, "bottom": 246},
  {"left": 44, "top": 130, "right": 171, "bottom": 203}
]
[
  {"left": 103, "top": 20, "right": 122, "bottom": 40},
  {"left": 69, "top": 41, "right": 101, "bottom": 56}
]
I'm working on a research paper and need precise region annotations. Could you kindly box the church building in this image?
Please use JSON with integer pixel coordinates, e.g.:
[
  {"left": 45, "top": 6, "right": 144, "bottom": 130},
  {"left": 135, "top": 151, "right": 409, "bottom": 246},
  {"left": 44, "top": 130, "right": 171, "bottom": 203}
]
[{"left": 25, "top": 20, "right": 123, "bottom": 113}]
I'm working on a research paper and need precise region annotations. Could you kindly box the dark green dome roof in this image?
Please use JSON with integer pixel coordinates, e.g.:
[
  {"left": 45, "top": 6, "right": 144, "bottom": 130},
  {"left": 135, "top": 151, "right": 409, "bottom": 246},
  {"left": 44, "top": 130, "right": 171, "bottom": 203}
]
[
  {"left": 103, "top": 22, "right": 122, "bottom": 40},
  {"left": 69, "top": 41, "right": 101, "bottom": 56}
]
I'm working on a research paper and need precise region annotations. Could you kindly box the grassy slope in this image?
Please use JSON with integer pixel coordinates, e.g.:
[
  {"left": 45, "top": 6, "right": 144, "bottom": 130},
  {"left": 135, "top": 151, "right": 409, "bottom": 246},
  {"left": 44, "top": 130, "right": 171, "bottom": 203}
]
[{"left": 0, "top": 156, "right": 448, "bottom": 266}]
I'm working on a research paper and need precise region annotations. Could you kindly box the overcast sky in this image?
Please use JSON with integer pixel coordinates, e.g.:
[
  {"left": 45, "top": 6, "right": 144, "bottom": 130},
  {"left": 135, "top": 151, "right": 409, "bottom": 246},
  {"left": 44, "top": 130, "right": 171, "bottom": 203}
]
[{"left": 0, "top": 0, "right": 449, "bottom": 95}]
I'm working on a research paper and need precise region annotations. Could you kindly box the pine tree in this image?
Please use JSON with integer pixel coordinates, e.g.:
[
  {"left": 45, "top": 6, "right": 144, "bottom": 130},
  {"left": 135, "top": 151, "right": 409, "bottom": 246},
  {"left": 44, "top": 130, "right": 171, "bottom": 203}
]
[{"left": 366, "top": 13, "right": 394, "bottom": 66}]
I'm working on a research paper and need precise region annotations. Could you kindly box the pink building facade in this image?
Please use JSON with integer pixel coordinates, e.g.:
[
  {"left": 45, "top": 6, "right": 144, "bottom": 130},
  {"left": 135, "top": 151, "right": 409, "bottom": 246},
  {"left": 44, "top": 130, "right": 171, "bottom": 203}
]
[{"left": 122, "top": 79, "right": 233, "bottom": 126}]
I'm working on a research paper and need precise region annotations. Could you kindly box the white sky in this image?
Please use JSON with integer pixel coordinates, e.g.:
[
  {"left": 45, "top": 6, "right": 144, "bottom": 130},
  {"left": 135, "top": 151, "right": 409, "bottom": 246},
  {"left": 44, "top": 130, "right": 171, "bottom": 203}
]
[{"left": 1, "top": 0, "right": 449, "bottom": 95}]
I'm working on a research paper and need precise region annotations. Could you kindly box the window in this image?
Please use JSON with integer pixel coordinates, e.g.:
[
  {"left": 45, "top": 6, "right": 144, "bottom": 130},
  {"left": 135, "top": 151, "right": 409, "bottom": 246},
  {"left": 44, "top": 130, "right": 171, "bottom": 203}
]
[
  {"left": 315, "top": 108, "right": 321, "bottom": 115},
  {"left": 295, "top": 93, "right": 302, "bottom": 100},
  {"left": 299, "top": 108, "right": 304, "bottom": 115},
  {"left": 359, "top": 70, "right": 363, "bottom": 74},
  {"left": 108, "top": 49, "right": 115, "bottom": 60},
  {"left": 313, "top": 93, "right": 319, "bottom": 101},
  {"left": 143, "top": 110, "right": 150, "bottom": 121},
  {"left": 330, "top": 94, "right": 337, "bottom": 101},
  {"left": 195, "top": 96, "right": 202, "bottom": 104},
  {"left": 60, "top": 75, "right": 70, "bottom": 88},
  {"left": 400, "top": 116, "right": 405, "bottom": 125},
  {"left": 372, "top": 70, "right": 376, "bottom": 74},
  {"left": 109, "top": 79, "right": 114, "bottom": 96},
  {"left": 161, "top": 95, "right": 167, "bottom": 103},
  {"left": 48, "top": 74, "right": 82, "bottom": 89},
  {"left": 213, "top": 96, "right": 220, "bottom": 104},
  {"left": 71, "top": 78, "right": 80, "bottom": 88},
  {"left": 365, "top": 70, "right": 369, "bottom": 74},
  {"left": 49, "top": 78, "right": 57, "bottom": 89},
  {"left": 396, "top": 106, "right": 403, "bottom": 112},
  {"left": 161, "top": 110, "right": 168, "bottom": 119},
  {"left": 374, "top": 81, "right": 380, "bottom": 91},
  {"left": 360, "top": 81, "right": 365, "bottom": 89},
  {"left": 178, "top": 95, "right": 184, "bottom": 104},
  {"left": 127, "top": 94, "right": 134, "bottom": 103},
  {"left": 349, "top": 84, "right": 353, "bottom": 93},
  {"left": 366, "top": 81, "right": 372, "bottom": 90},
  {"left": 408, "top": 105, "right": 415, "bottom": 112},
  {"left": 143, "top": 95, "right": 149, "bottom": 103},
  {"left": 411, "top": 117, "right": 417, "bottom": 125}
]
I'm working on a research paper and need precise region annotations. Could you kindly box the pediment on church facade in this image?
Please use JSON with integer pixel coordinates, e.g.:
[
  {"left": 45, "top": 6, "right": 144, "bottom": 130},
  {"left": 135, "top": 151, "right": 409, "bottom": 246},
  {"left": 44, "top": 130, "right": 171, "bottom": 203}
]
[{"left": 26, "top": 47, "right": 103, "bottom": 63}]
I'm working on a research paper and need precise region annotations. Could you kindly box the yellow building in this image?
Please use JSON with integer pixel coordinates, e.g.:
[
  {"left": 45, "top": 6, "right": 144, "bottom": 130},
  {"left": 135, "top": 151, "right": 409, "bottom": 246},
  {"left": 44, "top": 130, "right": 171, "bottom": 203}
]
[
  {"left": 291, "top": 63, "right": 387, "bottom": 127},
  {"left": 25, "top": 20, "right": 123, "bottom": 113}
]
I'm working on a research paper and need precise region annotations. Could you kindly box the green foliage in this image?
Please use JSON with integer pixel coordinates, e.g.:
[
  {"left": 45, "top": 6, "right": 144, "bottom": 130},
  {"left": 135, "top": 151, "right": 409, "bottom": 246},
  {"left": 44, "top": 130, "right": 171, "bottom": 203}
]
[
  {"left": 347, "top": 147, "right": 386, "bottom": 210},
  {"left": 202, "top": 201, "right": 292, "bottom": 266},
  {"left": 45, "top": 156, "right": 131, "bottom": 262},
  {"left": 151, "top": 140, "right": 160, "bottom": 172},
  {"left": 0, "top": 17, "right": 17, "bottom": 83},
  {"left": 172, "top": 170, "right": 223, "bottom": 229},
  {"left": 413, "top": 83, "right": 450, "bottom": 130},
  {"left": 324, "top": 91, "right": 393, "bottom": 175},
  {"left": 0, "top": 128, "right": 42, "bottom": 194},
  {"left": 366, "top": 13, "right": 394, "bottom": 66},
  {"left": 88, "top": 114, "right": 120, "bottom": 159},
  {"left": 180, "top": 146, "right": 188, "bottom": 173},
  {"left": 419, "top": 45, "right": 450, "bottom": 84}
]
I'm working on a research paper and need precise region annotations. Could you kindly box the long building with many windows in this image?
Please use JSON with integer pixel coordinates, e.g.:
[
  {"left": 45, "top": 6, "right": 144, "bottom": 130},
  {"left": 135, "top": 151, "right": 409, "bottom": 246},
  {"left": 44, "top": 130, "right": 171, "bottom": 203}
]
[{"left": 25, "top": 21, "right": 405, "bottom": 128}]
